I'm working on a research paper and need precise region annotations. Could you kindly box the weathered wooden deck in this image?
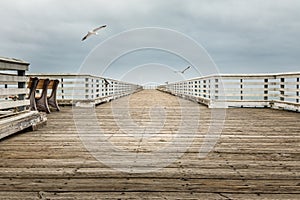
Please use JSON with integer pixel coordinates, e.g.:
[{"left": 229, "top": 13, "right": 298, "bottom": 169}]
[{"left": 0, "top": 90, "right": 299, "bottom": 199}]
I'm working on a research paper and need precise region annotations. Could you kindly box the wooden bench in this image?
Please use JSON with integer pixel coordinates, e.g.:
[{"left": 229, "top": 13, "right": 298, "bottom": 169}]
[{"left": 27, "top": 77, "right": 60, "bottom": 114}]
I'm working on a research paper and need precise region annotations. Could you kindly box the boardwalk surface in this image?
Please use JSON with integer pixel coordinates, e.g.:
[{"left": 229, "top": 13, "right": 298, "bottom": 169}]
[{"left": 0, "top": 90, "right": 299, "bottom": 199}]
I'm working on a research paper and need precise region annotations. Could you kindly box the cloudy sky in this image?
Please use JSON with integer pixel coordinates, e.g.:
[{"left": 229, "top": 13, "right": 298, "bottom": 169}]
[{"left": 0, "top": 0, "right": 299, "bottom": 84}]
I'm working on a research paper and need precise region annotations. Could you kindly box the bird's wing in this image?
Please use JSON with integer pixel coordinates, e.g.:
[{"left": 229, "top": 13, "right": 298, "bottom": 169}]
[
  {"left": 181, "top": 66, "right": 191, "bottom": 73},
  {"left": 82, "top": 32, "right": 92, "bottom": 41},
  {"left": 93, "top": 25, "right": 107, "bottom": 32}
]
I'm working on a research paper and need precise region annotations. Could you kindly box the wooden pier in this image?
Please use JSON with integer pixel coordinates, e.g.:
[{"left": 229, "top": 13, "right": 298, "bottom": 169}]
[{"left": 0, "top": 90, "right": 299, "bottom": 199}]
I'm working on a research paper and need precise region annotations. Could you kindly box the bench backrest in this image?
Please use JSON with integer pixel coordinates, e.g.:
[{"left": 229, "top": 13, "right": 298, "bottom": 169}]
[{"left": 28, "top": 78, "right": 56, "bottom": 89}]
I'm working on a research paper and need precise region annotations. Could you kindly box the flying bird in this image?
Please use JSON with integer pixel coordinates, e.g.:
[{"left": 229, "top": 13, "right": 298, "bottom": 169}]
[
  {"left": 174, "top": 66, "right": 191, "bottom": 74},
  {"left": 82, "top": 25, "right": 107, "bottom": 41},
  {"left": 181, "top": 66, "right": 191, "bottom": 73}
]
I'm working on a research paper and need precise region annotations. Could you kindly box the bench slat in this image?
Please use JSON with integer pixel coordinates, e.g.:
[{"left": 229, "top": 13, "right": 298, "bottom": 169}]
[{"left": 34, "top": 79, "right": 55, "bottom": 89}]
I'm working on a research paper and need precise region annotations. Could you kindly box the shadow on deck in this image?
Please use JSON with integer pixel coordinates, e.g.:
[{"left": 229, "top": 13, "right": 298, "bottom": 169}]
[{"left": 0, "top": 90, "right": 299, "bottom": 199}]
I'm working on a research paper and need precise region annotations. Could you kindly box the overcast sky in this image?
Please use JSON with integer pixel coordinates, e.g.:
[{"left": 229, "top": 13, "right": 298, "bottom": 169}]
[{"left": 0, "top": 0, "right": 299, "bottom": 84}]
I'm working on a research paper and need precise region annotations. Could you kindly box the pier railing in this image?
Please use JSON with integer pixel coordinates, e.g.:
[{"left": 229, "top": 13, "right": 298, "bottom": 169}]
[
  {"left": 158, "top": 72, "right": 300, "bottom": 112},
  {"left": 0, "top": 57, "right": 46, "bottom": 139},
  {"left": 28, "top": 74, "right": 142, "bottom": 106}
]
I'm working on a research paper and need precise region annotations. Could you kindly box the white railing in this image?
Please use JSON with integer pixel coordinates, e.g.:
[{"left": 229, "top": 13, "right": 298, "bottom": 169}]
[
  {"left": 29, "top": 74, "right": 142, "bottom": 106},
  {"left": 158, "top": 72, "right": 300, "bottom": 112},
  {"left": 0, "top": 59, "right": 29, "bottom": 114},
  {"left": 0, "top": 57, "right": 48, "bottom": 139}
]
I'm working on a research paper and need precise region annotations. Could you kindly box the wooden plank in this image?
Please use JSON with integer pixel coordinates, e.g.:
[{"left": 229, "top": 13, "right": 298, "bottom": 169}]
[
  {"left": 0, "top": 110, "right": 30, "bottom": 119},
  {"left": 0, "top": 99, "right": 30, "bottom": 110},
  {"left": 1, "top": 192, "right": 299, "bottom": 200},
  {"left": 0, "top": 73, "right": 28, "bottom": 82},
  {"left": 0, "top": 74, "right": 28, "bottom": 83},
  {"left": 0, "top": 90, "right": 299, "bottom": 198},
  {"left": 0, "top": 177, "right": 298, "bottom": 193},
  {"left": 0, "top": 191, "right": 227, "bottom": 200},
  {"left": 0, "top": 58, "right": 29, "bottom": 71},
  {"left": 0, "top": 111, "right": 47, "bottom": 139},
  {"left": 0, "top": 88, "right": 28, "bottom": 97}
]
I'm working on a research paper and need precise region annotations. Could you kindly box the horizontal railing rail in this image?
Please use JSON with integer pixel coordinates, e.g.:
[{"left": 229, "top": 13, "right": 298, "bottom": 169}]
[
  {"left": 158, "top": 72, "right": 300, "bottom": 112},
  {"left": 28, "top": 73, "right": 143, "bottom": 106}
]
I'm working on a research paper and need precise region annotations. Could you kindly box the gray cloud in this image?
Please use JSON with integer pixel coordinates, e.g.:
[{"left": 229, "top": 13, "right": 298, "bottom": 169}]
[{"left": 0, "top": 0, "right": 299, "bottom": 84}]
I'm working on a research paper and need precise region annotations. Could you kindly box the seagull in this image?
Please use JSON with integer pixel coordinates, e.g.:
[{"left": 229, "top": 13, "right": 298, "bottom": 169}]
[
  {"left": 174, "top": 66, "right": 191, "bottom": 74},
  {"left": 181, "top": 66, "right": 191, "bottom": 73},
  {"left": 82, "top": 25, "right": 107, "bottom": 41}
]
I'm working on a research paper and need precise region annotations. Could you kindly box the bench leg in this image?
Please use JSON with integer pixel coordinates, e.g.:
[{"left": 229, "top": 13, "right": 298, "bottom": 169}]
[
  {"left": 36, "top": 79, "right": 51, "bottom": 114},
  {"left": 28, "top": 77, "right": 39, "bottom": 111},
  {"left": 36, "top": 99, "right": 51, "bottom": 114},
  {"left": 47, "top": 79, "right": 60, "bottom": 111},
  {"left": 48, "top": 98, "right": 60, "bottom": 111}
]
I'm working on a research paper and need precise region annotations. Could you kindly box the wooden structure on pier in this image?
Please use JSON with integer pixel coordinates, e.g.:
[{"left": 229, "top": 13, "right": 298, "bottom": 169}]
[
  {"left": 0, "top": 57, "right": 46, "bottom": 139},
  {"left": 0, "top": 90, "right": 299, "bottom": 199}
]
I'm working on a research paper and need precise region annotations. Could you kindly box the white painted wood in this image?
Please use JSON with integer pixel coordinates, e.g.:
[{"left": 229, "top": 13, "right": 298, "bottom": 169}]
[
  {"left": 0, "top": 57, "right": 29, "bottom": 71},
  {"left": 0, "top": 100, "right": 30, "bottom": 110},
  {"left": 0, "top": 88, "right": 28, "bottom": 97},
  {"left": 0, "top": 74, "right": 28, "bottom": 82},
  {"left": 161, "top": 72, "right": 300, "bottom": 112},
  {"left": 29, "top": 74, "right": 142, "bottom": 106},
  {"left": 0, "top": 110, "right": 14, "bottom": 115}
]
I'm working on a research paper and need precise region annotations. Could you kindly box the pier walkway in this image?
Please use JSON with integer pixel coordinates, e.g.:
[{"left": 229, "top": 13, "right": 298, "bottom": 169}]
[{"left": 0, "top": 90, "right": 299, "bottom": 199}]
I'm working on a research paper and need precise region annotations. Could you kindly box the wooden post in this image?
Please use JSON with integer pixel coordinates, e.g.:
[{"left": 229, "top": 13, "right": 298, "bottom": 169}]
[
  {"left": 280, "top": 78, "right": 285, "bottom": 101},
  {"left": 203, "top": 80, "right": 206, "bottom": 98},
  {"left": 297, "top": 77, "right": 299, "bottom": 103},
  {"left": 208, "top": 79, "right": 211, "bottom": 99},
  {"left": 96, "top": 79, "right": 99, "bottom": 98},
  {"left": 85, "top": 78, "right": 89, "bottom": 99},
  {"left": 17, "top": 70, "right": 26, "bottom": 111},
  {"left": 194, "top": 81, "right": 198, "bottom": 96},
  {"left": 240, "top": 79, "right": 243, "bottom": 101},
  {"left": 61, "top": 78, "right": 64, "bottom": 99},
  {"left": 111, "top": 81, "right": 114, "bottom": 96},
  {"left": 4, "top": 84, "right": 8, "bottom": 100},
  {"left": 91, "top": 78, "right": 94, "bottom": 99},
  {"left": 215, "top": 78, "right": 219, "bottom": 100},
  {"left": 264, "top": 79, "right": 268, "bottom": 101}
]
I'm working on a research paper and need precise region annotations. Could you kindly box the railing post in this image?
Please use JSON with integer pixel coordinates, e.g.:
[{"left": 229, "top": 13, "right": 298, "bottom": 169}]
[
  {"left": 203, "top": 80, "right": 206, "bottom": 98},
  {"left": 199, "top": 80, "right": 202, "bottom": 98},
  {"left": 85, "top": 77, "right": 89, "bottom": 99},
  {"left": 17, "top": 70, "right": 26, "bottom": 111},
  {"left": 208, "top": 79, "right": 211, "bottom": 99},
  {"left": 280, "top": 78, "right": 285, "bottom": 101},
  {"left": 4, "top": 84, "right": 8, "bottom": 100},
  {"left": 194, "top": 80, "right": 198, "bottom": 96},
  {"left": 240, "top": 79, "right": 243, "bottom": 101},
  {"left": 297, "top": 77, "right": 299, "bottom": 103},
  {"left": 215, "top": 78, "right": 219, "bottom": 100},
  {"left": 96, "top": 79, "right": 99, "bottom": 98},
  {"left": 264, "top": 78, "right": 268, "bottom": 101},
  {"left": 91, "top": 78, "right": 94, "bottom": 99},
  {"left": 61, "top": 78, "right": 64, "bottom": 99}
]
